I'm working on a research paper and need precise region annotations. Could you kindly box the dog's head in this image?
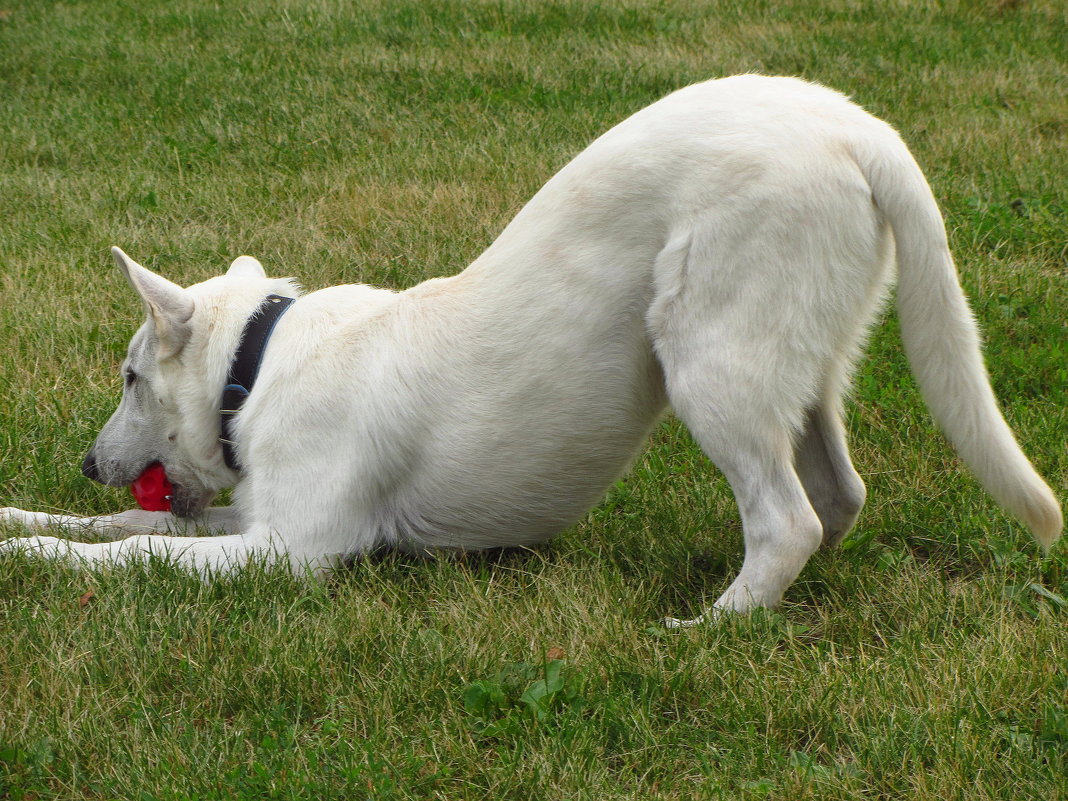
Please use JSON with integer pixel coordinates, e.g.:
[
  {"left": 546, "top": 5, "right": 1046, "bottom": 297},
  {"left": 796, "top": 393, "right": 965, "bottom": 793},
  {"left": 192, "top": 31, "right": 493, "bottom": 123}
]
[{"left": 83, "top": 247, "right": 297, "bottom": 517}]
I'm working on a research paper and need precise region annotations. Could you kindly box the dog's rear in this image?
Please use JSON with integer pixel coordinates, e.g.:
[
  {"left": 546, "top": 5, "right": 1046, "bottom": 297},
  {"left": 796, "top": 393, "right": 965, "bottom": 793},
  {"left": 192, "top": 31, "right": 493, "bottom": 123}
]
[{"left": 648, "top": 77, "right": 1060, "bottom": 623}]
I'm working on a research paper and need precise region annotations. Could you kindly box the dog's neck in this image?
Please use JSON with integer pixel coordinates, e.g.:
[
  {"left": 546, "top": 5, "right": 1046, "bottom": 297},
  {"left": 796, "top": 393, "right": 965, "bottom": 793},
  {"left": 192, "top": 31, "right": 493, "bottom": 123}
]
[{"left": 219, "top": 294, "right": 295, "bottom": 470}]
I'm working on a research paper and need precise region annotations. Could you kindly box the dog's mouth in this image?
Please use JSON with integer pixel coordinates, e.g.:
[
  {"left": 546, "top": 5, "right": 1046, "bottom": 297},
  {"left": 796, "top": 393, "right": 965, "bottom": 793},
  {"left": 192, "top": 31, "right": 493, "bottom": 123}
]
[
  {"left": 130, "top": 462, "right": 173, "bottom": 511},
  {"left": 83, "top": 451, "right": 214, "bottom": 519},
  {"left": 128, "top": 463, "right": 213, "bottom": 518}
]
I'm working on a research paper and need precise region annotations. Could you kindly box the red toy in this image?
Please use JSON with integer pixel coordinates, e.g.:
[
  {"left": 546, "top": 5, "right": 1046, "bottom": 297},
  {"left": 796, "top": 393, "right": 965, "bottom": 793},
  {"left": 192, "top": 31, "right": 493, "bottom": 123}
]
[{"left": 130, "top": 462, "right": 173, "bottom": 512}]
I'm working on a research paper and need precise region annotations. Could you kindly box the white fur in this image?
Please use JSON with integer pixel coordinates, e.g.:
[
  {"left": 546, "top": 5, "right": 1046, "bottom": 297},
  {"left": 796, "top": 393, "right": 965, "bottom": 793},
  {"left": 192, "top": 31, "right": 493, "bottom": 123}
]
[{"left": 2, "top": 76, "right": 1060, "bottom": 621}]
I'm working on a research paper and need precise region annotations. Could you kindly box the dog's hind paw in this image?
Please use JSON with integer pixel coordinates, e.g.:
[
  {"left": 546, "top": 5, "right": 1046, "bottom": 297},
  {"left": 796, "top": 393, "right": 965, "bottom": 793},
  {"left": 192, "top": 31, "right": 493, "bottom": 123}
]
[
  {"left": 662, "top": 616, "right": 694, "bottom": 629},
  {"left": 661, "top": 607, "right": 727, "bottom": 628},
  {"left": 662, "top": 614, "right": 707, "bottom": 628}
]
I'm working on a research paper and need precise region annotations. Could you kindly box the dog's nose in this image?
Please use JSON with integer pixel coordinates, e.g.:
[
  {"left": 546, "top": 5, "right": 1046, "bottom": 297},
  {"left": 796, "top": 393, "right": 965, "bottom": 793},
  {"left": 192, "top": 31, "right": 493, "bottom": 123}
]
[{"left": 81, "top": 450, "right": 101, "bottom": 483}]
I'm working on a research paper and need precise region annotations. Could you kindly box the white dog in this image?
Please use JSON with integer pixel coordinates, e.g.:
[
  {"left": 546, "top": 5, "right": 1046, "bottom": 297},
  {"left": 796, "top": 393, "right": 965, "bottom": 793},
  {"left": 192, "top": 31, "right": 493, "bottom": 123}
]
[{"left": 2, "top": 76, "right": 1061, "bottom": 623}]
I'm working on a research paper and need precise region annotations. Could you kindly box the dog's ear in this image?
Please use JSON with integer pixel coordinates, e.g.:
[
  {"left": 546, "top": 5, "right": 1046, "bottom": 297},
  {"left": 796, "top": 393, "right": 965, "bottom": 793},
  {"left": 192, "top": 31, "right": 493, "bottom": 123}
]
[
  {"left": 111, "top": 246, "right": 194, "bottom": 361},
  {"left": 226, "top": 255, "right": 266, "bottom": 280}
]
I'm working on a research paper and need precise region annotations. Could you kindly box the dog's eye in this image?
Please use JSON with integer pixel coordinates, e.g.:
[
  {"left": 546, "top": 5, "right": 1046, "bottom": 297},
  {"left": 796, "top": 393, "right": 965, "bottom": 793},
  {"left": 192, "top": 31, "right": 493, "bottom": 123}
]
[{"left": 124, "top": 369, "right": 138, "bottom": 387}]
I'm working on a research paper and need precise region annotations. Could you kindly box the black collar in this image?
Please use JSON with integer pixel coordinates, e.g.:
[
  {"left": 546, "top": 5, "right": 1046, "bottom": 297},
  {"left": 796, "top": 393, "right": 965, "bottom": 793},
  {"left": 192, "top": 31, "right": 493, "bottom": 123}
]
[{"left": 219, "top": 294, "right": 294, "bottom": 470}]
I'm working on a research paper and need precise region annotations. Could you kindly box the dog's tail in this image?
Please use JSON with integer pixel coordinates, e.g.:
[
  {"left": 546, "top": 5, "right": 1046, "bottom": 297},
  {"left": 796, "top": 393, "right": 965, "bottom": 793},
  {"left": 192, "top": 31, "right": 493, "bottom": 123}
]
[{"left": 851, "top": 126, "right": 1062, "bottom": 551}]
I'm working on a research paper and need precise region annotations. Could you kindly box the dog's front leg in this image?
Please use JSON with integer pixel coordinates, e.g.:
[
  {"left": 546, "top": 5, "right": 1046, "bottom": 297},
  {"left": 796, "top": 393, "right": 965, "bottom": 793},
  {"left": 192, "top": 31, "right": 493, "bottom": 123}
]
[
  {"left": 0, "top": 506, "right": 259, "bottom": 574},
  {"left": 0, "top": 505, "right": 243, "bottom": 536},
  {"left": 0, "top": 530, "right": 256, "bottom": 574}
]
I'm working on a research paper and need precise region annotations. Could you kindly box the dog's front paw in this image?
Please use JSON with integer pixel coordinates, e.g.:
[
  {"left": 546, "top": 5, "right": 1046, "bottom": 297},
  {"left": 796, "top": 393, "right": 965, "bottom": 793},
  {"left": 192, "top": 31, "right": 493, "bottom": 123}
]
[
  {"left": 1, "top": 507, "right": 58, "bottom": 529},
  {"left": 0, "top": 534, "right": 64, "bottom": 557},
  {"left": 1, "top": 507, "right": 37, "bottom": 527}
]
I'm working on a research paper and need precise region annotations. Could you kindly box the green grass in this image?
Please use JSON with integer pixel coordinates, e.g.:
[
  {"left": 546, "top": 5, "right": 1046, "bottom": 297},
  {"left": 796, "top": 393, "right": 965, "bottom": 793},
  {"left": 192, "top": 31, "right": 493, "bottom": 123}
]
[{"left": 1, "top": 0, "right": 1066, "bottom": 798}]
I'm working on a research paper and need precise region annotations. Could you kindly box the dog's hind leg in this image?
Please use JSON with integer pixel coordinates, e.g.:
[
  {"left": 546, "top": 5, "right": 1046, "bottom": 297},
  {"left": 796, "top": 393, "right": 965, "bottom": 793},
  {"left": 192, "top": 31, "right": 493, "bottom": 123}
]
[
  {"left": 651, "top": 326, "right": 824, "bottom": 622},
  {"left": 660, "top": 385, "right": 824, "bottom": 625},
  {"left": 793, "top": 399, "right": 867, "bottom": 548},
  {"left": 648, "top": 226, "right": 858, "bottom": 623}
]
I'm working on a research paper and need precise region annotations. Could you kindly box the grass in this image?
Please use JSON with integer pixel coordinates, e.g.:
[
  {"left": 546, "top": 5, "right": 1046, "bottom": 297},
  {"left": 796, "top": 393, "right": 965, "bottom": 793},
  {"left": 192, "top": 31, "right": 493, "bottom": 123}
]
[{"left": 1, "top": 0, "right": 1066, "bottom": 798}]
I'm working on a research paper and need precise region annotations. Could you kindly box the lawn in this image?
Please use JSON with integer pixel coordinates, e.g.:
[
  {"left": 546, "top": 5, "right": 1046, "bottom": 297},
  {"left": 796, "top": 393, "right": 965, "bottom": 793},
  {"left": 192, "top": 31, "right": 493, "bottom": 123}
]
[{"left": 1, "top": 1, "right": 1066, "bottom": 798}]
